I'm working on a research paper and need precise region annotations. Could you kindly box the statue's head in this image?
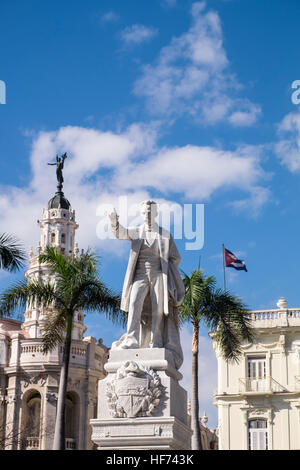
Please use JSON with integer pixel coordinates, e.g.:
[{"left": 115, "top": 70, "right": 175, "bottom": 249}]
[{"left": 140, "top": 200, "right": 158, "bottom": 225}]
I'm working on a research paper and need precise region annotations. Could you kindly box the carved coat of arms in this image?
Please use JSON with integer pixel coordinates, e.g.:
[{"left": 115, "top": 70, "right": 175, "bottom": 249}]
[{"left": 106, "top": 361, "right": 163, "bottom": 418}]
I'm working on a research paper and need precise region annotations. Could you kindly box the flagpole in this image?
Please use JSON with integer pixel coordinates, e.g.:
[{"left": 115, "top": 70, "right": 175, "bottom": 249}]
[{"left": 222, "top": 244, "right": 226, "bottom": 291}]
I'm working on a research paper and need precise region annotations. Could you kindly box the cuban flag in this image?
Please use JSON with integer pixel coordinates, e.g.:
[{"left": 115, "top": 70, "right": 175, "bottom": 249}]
[{"left": 224, "top": 247, "right": 247, "bottom": 272}]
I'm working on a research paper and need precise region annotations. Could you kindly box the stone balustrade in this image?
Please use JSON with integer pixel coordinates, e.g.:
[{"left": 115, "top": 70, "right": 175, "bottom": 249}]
[
  {"left": 25, "top": 437, "right": 76, "bottom": 450},
  {"left": 248, "top": 308, "right": 300, "bottom": 328},
  {"left": 20, "top": 340, "right": 49, "bottom": 364},
  {"left": 60, "top": 340, "right": 88, "bottom": 366},
  {"left": 20, "top": 339, "right": 87, "bottom": 367},
  {"left": 65, "top": 438, "right": 76, "bottom": 450},
  {"left": 25, "top": 437, "right": 40, "bottom": 450},
  {"left": 238, "top": 376, "right": 286, "bottom": 394}
]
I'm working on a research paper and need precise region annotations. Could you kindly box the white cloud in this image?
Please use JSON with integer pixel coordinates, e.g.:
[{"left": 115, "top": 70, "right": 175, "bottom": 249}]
[
  {"left": 134, "top": 1, "right": 261, "bottom": 126},
  {"left": 0, "top": 124, "right": 270, "bottom": 256},
  {"left": 228, "top": 102, "right": 261, "bottom": 127},
  {"left": 120, "top": 24, "right": 158, "bottom": 46},
  {"left": 275, "top": 109, "right": 300, "bottom": 172},
  {"left": 230, "top": 186, "right": 271, "bottom": 218},
  {"left": 100, "top": 11, "right": 119, "bottom": 24},
  {"left": 0, "top": 124, "right": 158, "bottom": 254},
  {"left": 115, "top": 143, "right": 269, "bottom": 206}
]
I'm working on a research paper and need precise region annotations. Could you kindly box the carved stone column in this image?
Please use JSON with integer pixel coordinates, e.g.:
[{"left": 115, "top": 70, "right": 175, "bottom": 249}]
[
  {"left": 43, "top": 374, "right": 59, "bottom": 450},
  {"left": 5, "top": 391, "right": 21, "bottom": 450}
]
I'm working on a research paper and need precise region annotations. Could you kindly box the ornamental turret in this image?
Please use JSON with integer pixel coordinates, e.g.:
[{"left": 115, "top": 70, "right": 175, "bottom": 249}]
[{"left": 22, "top": 155, "right": 85, "bottom": 340}]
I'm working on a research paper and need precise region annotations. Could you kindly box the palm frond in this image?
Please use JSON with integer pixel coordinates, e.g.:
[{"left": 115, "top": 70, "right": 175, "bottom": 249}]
[
  {"left": 73, "top": 279, "right": 125, "bottom": 327},
  {"left": 179, "top": 268, "right": 253, "bottom": 362},
  {"left": 75, "top": 249, "right": 99, "bottom": 277},
  {"left": 179, "top": 269, "right": 216, "bottom": 321},
  {"left": 0, "top": 233, "right": 26, "bottom": 272},
  {"left": 214, "top": 320, "right": 243, "bottom": 362},
  {"left": 204, "top": 289, "right": 254, "bottom": 361},
  {"left": 42, "top": 309, "right": 66, "bottom": 353},
  {"left": 0, "top": 280, "right": 59, "bottom": 317},
  {"left": 38, "top": 245, "right": 69, "bottom": 278}
]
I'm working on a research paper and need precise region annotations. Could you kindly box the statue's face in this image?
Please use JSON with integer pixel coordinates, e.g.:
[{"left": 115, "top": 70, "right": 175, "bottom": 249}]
[{"left": 141, "top": 204, "right": 158, "bottom": 225}]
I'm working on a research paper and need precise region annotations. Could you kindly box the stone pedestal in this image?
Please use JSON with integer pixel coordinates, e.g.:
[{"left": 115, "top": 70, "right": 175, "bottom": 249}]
[{"left": 91, "top": 348, "right": 192, "bottom": 450}]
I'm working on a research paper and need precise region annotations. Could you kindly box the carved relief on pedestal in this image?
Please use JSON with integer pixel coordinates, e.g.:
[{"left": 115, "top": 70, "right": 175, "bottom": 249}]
[{"left": 106, "top": 361, "right": 163, "bottom": 419}]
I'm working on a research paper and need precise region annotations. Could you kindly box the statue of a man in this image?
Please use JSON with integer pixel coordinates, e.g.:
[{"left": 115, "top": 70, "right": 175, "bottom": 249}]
[
  {"left": 48, "top": 153, "right": 67, "bottom": 187},
  {"left": 109, "top": 200, "right": 185, "bottom": 369}
]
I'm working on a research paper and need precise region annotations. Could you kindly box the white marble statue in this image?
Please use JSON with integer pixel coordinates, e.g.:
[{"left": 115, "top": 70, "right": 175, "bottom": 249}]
[{"left": 109, "top": 200, "right": 185, "bottom": 369}]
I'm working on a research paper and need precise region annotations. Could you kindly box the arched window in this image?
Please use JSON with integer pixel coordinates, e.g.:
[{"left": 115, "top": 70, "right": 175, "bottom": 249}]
[
  {"left": 248, "top": 419, "right": 268, "bottom": 450},
  {"left": 61, "top": 233, "right": 66, "bottom": 244},
  {"left": 65, "top": 392, "right": 79, "bottom": 449},
  {"left": 51, "top": 233, "right": 56, "bottom": 244},
  {"left": 21, "top": 390, "right": 41, "bottom": 449}
]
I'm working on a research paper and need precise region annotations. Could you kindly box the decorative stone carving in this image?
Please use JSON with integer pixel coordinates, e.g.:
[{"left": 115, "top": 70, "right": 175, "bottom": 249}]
[
  {"left": 88, "top": 396, "right": 97, "bottom": 407},
  {"left": 67, "top": 378, "right": 81, "bottom": 389},
  {"left": 22, "top": 373, "right": 46, "bottom": 388},
  {"left": 46, "top": 392, "right": 58, "bottom": 403},
  {"left": 7, "top": 395, "right": 18, "bottom": 404},
  {"left": 248, "top": 406, "right": 273, "bottom": 423},
  {"left": 106, "top": 361, "right": 163, "bottom": 418}
]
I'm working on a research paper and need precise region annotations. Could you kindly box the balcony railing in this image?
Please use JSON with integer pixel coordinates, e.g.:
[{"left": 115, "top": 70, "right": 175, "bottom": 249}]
[
  {"left": 25, "top": 437, "right": 40, "bottom": 450},
  {"left": 239, "top": 376, "right": 286, "bottom": 394},
  {"left": 248, "top": 309, "right": 300, "bottom": 328},
  {"left": 65, "top": 438, "right": 76, "bottom": 450},
  {"left": 25, "top": 437, "right": 76, "bottom": 450},
  {"left": 19, "top": 338, "right": 87, "bottom": 367}
]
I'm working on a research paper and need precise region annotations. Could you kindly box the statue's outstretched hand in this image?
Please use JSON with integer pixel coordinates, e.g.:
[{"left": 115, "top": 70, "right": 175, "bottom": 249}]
[{"left": 109, "top": 209, "right": 119, "bottom": 225}]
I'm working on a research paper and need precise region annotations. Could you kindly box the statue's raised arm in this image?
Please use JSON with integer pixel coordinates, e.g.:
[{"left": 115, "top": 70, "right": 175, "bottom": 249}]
[{"left": 109, "top": 209, "right": 133, "bottom": 241}]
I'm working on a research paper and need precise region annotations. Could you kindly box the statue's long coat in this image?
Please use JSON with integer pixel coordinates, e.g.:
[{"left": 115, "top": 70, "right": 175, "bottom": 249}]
[{"left": 112, "top": 223, "right": 185, "bottom": 314}]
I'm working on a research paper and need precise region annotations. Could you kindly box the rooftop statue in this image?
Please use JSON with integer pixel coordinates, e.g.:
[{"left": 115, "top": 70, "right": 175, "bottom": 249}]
[{"left": 48, "top": 153, "right": 67, "bottom": 190}]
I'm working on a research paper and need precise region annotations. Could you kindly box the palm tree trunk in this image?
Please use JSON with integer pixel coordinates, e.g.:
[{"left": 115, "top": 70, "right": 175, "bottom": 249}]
[
  {"left": 53, "top": 312, "right": 73, "bottom": 450},
  {"left": 191, "top": 321, "right": 202, "bottom": 450}
]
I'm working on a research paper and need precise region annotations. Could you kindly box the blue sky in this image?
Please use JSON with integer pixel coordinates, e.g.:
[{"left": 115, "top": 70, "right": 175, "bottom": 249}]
[{"left": 1, "top": 0, "right": 300, "bottom": 428}]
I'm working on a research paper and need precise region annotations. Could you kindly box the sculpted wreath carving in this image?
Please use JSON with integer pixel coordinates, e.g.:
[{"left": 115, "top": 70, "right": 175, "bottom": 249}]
[{"left": 106, "top": 361, "right": 163, "bottom": 418}]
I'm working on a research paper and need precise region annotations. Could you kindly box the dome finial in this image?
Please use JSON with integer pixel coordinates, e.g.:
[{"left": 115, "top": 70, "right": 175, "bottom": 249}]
[{"left": 277, "top": 297, "right": 288, "bottom": 309}]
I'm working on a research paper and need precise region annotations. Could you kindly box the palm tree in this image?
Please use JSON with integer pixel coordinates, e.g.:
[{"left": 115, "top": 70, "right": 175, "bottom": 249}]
[
  {"left": 0, "top": 233, "right": 26, "bottom": 272},
  {"left": 0, "top": 246, "right": 124, "bottom": 450},
  {"left": 179, "top": 269, "right": 254, "bottom": 450}
]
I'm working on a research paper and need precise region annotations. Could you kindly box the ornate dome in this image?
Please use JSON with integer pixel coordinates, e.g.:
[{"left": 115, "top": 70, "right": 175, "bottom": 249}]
[{"left": 48, "top": 191, "right": 71, "bottom": 210}]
